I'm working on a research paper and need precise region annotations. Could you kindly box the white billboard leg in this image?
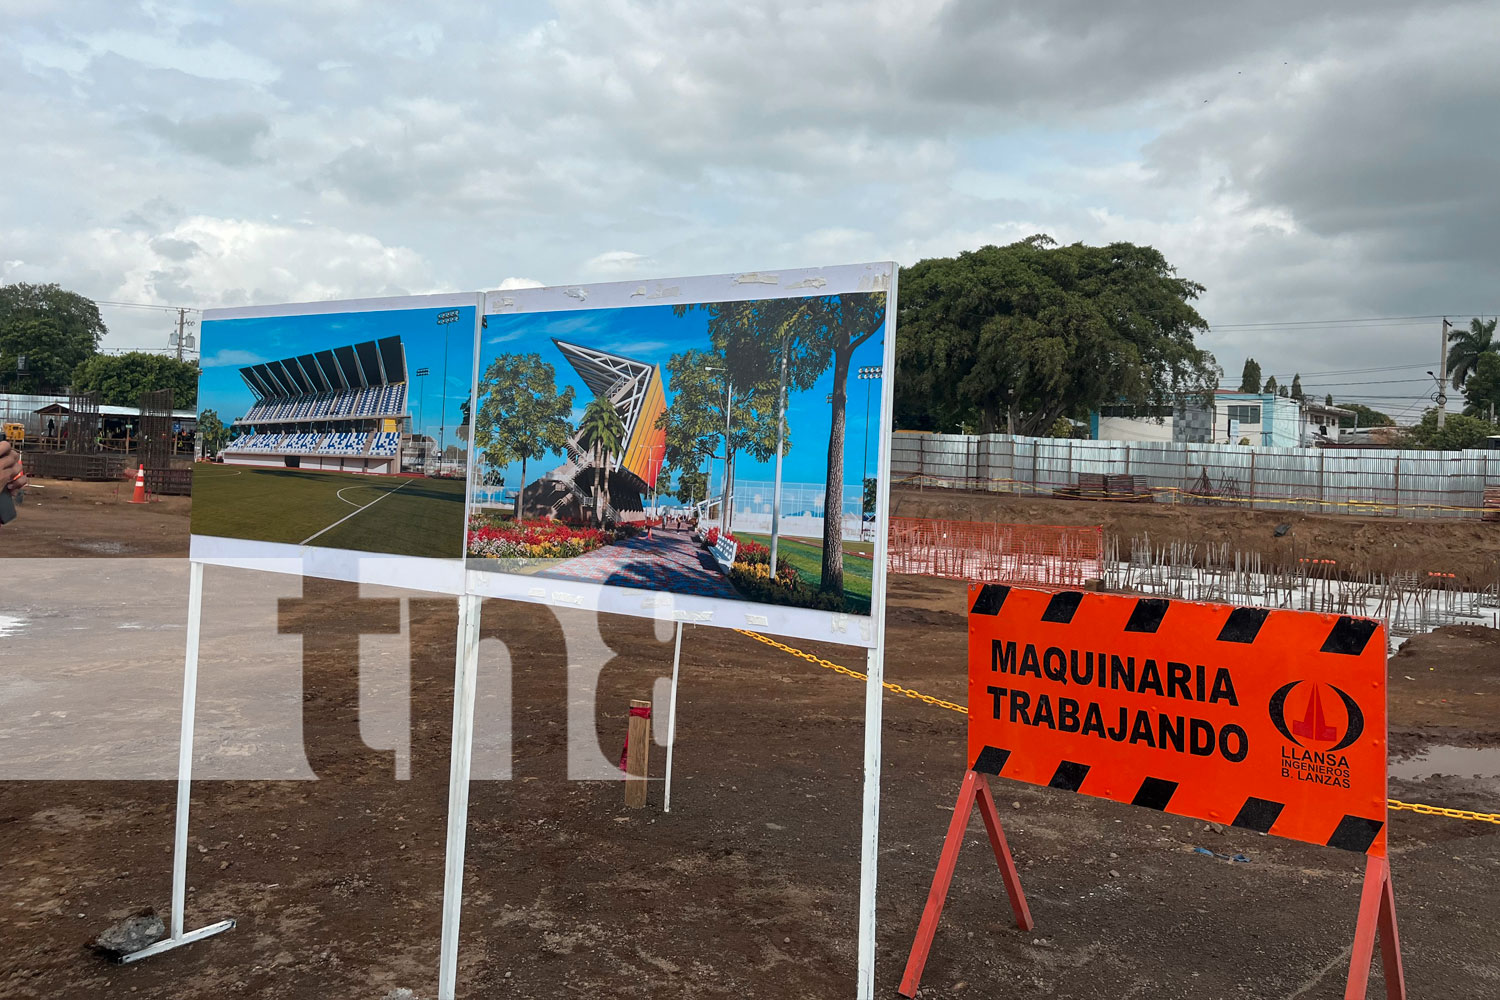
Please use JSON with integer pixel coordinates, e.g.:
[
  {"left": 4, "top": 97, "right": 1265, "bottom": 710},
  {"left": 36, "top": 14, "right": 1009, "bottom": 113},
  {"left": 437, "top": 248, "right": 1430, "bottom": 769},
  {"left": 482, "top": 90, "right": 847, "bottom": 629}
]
[
  {"left": 120, "top": 559, "right": 235, "bottom": 963},
  {"left": 855, "top": 644, "right": 885, "bottom": 999},
  {"left": 438, "top": 592, "right": 483, "bottom": 1000},
  {"left": 663, "top": 620, "right": 684, "bottom": 813}
]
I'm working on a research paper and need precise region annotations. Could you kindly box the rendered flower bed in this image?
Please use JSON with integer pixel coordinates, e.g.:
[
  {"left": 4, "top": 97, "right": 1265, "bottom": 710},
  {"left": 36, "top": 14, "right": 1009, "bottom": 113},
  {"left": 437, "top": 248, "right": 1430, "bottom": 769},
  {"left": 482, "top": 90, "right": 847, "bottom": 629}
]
[
  {"left": 699, "top": 529, "right": 850, "bottom": 609},
  {"left": 467, "top": 514, "right": 616, "bottom": 560}
]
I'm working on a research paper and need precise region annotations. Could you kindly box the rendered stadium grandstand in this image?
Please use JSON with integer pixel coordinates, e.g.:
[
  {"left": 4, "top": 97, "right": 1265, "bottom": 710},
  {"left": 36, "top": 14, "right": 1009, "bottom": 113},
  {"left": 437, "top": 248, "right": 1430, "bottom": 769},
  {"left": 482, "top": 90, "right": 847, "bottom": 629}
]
[
  {"left": 222, "top": 336, "right": 411, "bottom": 475},
  {"left": 520, "top": 339, "right": 667, "bottom": 523}
]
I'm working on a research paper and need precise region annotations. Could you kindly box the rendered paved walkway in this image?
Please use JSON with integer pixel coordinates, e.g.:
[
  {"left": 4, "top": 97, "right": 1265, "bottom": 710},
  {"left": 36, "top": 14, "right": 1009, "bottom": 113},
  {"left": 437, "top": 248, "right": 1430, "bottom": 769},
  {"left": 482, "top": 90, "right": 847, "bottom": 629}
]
[{"left": 539, "top": 530, "right": 741, "bottom": 598}]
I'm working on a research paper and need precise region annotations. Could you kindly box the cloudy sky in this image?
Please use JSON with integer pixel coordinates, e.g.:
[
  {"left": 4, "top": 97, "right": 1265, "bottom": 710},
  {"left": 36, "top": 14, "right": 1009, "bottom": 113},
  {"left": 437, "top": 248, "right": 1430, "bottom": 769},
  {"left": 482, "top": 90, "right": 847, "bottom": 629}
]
[{"left": 3, "top": 0, "right": 1497, "bottom": 422}]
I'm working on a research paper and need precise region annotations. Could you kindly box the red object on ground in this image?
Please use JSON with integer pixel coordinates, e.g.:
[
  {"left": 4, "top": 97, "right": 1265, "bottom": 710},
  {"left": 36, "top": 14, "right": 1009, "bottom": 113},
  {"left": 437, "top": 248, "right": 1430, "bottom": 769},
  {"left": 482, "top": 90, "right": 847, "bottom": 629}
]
[
  {"left": 619, "top": 704, "right": 653, "bottom": 771},
  {"left": 127, "top": 465, "right": 148, "bottom": 504},
  {"left": 898, "top": 769, "right": 1032, "bottom": 998}
]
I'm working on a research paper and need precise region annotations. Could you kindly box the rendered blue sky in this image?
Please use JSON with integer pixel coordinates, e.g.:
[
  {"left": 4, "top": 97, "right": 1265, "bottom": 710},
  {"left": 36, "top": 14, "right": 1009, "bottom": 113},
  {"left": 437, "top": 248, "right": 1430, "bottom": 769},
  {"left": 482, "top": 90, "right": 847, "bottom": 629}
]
[
  {"left": 479, "top": 299, "right": 887, "bottom": 501},
  {"left": 198, "top": 305, "right": 476, "bottom": 445}
]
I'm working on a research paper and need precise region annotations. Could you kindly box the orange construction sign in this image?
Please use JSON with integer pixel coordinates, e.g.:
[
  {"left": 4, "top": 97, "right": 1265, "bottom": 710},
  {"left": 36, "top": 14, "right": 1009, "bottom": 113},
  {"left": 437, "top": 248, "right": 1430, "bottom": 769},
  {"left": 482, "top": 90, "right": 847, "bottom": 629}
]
[{"left": 968, "top": 583, "right": 1389, "bottom": 857}]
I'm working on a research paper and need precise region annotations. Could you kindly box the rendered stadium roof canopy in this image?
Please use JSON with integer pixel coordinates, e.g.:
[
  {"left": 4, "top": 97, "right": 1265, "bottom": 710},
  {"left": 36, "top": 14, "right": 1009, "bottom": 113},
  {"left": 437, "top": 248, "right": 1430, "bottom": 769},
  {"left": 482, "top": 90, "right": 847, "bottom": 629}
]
[
  {"left": 240, "top": 336, "right": 408, "bottom": 399},
  {"left": 553, "top": 339, "right": 667, "bottom": 489}
]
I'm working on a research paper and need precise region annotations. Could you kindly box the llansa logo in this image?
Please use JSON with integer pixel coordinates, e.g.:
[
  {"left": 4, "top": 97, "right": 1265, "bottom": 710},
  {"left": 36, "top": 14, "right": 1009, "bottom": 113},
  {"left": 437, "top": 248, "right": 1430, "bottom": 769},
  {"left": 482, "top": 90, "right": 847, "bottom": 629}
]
[
  {"left": 1269, "top": 680, "right": 1365, "bottom": 788},
  {"left": 1269, "top": 680, "right": 1364, "bottom": 751}
]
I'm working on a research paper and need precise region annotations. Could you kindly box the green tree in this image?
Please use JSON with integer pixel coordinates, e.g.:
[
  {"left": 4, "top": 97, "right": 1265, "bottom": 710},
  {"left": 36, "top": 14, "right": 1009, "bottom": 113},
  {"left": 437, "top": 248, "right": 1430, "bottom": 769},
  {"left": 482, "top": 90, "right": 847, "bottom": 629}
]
[
  {"left": 1337, "top": 403, "right": 1394, "bottom": 428},
  {"left": 1278, "top": 384, "right": 1289, "bottom": 398},
  {"left": 896, "top": 237, "right": 1215, "bottom": 437},
  {"left": 863, "top": 476, "right": 877, "bottom": 517},
  {"left": 473, "top": 353, "right": 575, "bottom": 519},
  {"left": 1325, "top": 393, "right": 1333, "bottom": 406},
  {"left": 1238, "top": 358, "right": 1262, "bottom": 394},
  {"left": 1408, "top": 409, "right": 1497, "bottom": 450},
  {"left": 1447, "top": 316, "right": 1498, "bottom": 388},
  {"left": 1262, "top": 375, "right": 1278, "bottom": 394},
  {"left": 1290, "top": 373, "right": 1304, "bottom": 400},
  {"left": 576, "top": 396, "right": 626, "bottom": 526},
  {"left": 197, "top": 408, "right": 228, "bottom": 458},
  {"left": 686, "top": 293, "right": 886, "bottom": 597},
  {"left": 0, "top": 283, "right": 106, "bottom": 392},
  {"left": 1463, "top": 351, "right": 1500, "bottom": 419},
  {"left": 655, "top": 348, "right": 781, "bottom": 525},
  {"left": 672, "top": 466, "right": 709, "bottom": 506},
  {"left": 71, "top": 352, "right": 199, "bottom": 407}
]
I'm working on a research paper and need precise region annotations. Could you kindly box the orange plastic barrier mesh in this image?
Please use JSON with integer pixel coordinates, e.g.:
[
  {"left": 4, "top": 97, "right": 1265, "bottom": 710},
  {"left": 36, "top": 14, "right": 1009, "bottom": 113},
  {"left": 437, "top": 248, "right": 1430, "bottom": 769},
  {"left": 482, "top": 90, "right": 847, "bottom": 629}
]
[
  {"left": 967, "top": 583, "right": 1389, "bottom": 856},
  {"left": 889, "top": 517, "right": 1104, "bottom": 589}
]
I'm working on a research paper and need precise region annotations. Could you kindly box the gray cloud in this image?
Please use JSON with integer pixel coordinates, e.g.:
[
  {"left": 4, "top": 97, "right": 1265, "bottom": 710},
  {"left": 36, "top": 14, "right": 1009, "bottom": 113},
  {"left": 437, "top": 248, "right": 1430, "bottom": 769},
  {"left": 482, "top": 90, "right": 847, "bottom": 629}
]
[
  {"left": 144, "top": 110, "right": 271, "bottom": 166},
  {"left": 2, "top": 1, "right": 1496, "bottom": 420}
]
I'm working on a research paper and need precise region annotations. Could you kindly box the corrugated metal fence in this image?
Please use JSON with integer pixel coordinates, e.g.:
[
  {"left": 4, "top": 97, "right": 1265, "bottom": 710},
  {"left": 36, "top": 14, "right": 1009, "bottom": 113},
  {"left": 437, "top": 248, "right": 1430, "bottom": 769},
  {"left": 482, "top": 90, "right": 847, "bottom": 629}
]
[{"left": 891, "top": 432, "right": 1500, "bottom": 519}]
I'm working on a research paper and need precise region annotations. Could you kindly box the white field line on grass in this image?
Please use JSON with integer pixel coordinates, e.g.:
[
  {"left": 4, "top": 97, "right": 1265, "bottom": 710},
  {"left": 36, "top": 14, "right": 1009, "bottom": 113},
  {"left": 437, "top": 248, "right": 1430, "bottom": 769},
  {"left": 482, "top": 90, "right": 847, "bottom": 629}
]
[
  {"left": 300, "top": 478, "right": 414, "bottom": 546},
  {"left": 336, "top": 484, "right": 388, "bottom": 507}
]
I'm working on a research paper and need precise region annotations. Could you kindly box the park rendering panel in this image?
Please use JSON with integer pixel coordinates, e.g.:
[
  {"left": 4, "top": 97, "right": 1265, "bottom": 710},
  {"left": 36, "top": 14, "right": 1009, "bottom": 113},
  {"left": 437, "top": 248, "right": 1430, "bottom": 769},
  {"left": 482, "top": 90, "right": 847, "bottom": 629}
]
[{"left": 465, "top": 264, "right": 897, "bottom": 647}]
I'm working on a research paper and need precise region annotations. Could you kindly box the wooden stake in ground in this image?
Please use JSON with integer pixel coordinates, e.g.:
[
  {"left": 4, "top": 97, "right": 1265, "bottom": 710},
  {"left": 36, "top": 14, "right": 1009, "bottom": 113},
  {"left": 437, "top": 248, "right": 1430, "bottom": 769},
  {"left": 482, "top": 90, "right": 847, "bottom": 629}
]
[{"left": 625, "top": 700, "right": 651, "bottom": 809}]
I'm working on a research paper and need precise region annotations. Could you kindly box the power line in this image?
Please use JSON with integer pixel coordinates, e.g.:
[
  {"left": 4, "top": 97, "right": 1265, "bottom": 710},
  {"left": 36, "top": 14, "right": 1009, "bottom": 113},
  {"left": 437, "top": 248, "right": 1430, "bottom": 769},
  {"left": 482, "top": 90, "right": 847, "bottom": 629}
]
[
  {"left": 92, "top": 299, "right": 201, "bottom": 313},
  {"left": 1209, "top": 314, "right": 1492, "bottom": 330}
]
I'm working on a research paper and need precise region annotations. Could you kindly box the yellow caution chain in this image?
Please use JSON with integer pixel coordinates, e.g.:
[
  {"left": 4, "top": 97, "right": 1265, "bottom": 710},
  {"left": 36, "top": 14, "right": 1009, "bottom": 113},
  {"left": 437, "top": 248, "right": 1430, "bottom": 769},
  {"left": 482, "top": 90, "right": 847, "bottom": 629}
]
[{"left": 735, "top": 629, "right": 1500, "bottom": 827}]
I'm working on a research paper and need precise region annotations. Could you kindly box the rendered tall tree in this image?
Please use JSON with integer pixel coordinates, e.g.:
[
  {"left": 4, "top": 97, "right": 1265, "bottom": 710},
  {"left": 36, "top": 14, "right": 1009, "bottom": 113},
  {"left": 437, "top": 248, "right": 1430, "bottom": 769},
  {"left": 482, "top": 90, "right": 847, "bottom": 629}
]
[
  {"left": 473, "top": 353, "right": 574, "bottom": 519},
  {"left": 577, "top": 396, "right": 626, "bottom": 526},
  {"left": 687, "top": 293, "right": 886, "bottom": 597},
  {"left": 1263, "top": 375, "right": 1278, "bottom": 395},
  {"left": 656, "top": 346, "right": 781, "bottom": 532},
  {"left": 1290, "top": 373, "right": 1304, "bottom": 400}
]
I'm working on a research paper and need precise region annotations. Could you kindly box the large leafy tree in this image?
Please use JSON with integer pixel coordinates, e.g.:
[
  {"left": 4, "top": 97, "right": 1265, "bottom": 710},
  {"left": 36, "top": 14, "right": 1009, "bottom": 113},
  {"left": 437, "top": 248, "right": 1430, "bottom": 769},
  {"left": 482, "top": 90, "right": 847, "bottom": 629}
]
[
  {"left": 1262, "top": 375, "right": 1278, "bottom": 395},
  {"left": 1463, "top": 351, "right": 1500, "bottom": 419},
  {"left": 1407, "top": 409, "right": 1497, "bottom": 451},
  {"left": 1238, "top": 358, "right": 1262, "bottom": 394},
  {"left": 197, "top": 408, "right": 228, "bottom": 458},
  {"left": 1337, "top": 403, "right": 1395, "bottom": 428},
  {"left": 896, "top": 237, "right": 1214, "bottom": 437},
  {"left": 1447, "top": 316, "right": 1498, "bottom": 388},
  {"left": 473, "top": 353, "right": 574, "bottom": 518},
  {"left": 71, "top": 351, "right": 199, "bottom": 407},
  {"left": 684, "top": 293, "right": 886, "bottom": 597},
  {"left": 576, "top": 396, "right": 626, "bottom": 525},
  {"left": 1290, "top": 373, "right": 1304, "bottom": 400},
  {"left": 0, "top": 283, "right": 106, "bottom": 392}
]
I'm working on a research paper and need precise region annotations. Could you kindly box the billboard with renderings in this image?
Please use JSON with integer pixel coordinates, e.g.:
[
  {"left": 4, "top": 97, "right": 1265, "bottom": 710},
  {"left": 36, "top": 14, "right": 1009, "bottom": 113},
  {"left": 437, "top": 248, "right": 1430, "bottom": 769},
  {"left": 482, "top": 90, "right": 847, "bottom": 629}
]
[{"left": 466, "top": 263, "right": 897, "bottom": 647}]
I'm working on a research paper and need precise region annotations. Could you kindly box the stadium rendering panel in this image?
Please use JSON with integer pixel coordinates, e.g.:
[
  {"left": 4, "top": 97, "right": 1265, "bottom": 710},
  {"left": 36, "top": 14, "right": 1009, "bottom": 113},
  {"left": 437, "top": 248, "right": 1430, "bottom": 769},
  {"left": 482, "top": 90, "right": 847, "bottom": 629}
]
[
  {"left": 192, "top": 294, "right": 481, "bottom": 591},
  {"left": 466, "top": 264, "right": 897, "bottom": 648}
]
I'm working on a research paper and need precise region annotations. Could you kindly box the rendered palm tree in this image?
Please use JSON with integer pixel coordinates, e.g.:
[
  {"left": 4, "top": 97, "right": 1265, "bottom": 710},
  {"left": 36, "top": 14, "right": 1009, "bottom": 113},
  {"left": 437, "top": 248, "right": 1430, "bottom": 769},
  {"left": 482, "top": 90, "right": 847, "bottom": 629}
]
[
  {"left": 577, "top": 396, "right": 626, "bottom": 526},
  {"left": 1448, "top": 317, "right": 1499, "bottom": 388}
]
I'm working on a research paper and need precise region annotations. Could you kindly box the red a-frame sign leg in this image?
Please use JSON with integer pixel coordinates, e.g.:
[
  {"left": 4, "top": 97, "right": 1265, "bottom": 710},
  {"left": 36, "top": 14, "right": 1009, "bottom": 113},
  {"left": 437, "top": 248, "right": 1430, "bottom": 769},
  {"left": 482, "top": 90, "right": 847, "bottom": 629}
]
[
  {"left": 1345, "top": 856, "right": 1405, "bottom": 999},
  {"left": 899, "top": 769, "right": 1033, "bottom": 998}
]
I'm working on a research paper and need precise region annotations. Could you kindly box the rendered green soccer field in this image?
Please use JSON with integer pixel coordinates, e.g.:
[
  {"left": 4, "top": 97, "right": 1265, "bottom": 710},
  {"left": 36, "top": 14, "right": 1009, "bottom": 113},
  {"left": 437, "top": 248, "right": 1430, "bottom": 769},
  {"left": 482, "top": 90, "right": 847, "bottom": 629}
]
[{"left": 191, "top": 465, "right": 468, "bottom": 558}]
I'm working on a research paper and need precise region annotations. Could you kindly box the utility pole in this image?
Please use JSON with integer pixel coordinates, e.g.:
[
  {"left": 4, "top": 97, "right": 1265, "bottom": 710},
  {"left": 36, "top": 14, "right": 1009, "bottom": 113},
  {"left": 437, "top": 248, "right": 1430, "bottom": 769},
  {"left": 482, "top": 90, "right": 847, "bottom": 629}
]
[
  {"left": 1438, "top": 317, "right": 1451, "bottom": 430},
  {"left": 175, "top": 309, "right": 187, "bottom": 362}
]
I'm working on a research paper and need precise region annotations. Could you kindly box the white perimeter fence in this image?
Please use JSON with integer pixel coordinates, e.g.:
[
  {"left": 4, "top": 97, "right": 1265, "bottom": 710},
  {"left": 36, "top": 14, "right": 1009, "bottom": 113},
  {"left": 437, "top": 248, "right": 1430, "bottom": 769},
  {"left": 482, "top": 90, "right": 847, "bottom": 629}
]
[{"left": 892, "top": 431, "right": 1500, "bottom": 520}]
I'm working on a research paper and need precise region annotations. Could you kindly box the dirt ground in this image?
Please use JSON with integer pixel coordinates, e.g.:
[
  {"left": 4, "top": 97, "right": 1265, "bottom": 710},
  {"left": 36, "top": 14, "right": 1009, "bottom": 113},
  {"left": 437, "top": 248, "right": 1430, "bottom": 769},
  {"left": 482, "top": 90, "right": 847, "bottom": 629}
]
[
  {"left": 2, "top": 479, "right": 1498, "bottom": 998},
  {"left": 1, "top": 479, "right": 190, "bottom": 558}
]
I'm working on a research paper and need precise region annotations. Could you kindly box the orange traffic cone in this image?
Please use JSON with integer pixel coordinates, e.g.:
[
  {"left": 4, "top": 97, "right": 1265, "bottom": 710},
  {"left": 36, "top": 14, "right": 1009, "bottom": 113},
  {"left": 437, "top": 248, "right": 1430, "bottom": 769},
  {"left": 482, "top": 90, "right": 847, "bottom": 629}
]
[{"left": 128, "top": 464, "right": 148, "bottom": 504}]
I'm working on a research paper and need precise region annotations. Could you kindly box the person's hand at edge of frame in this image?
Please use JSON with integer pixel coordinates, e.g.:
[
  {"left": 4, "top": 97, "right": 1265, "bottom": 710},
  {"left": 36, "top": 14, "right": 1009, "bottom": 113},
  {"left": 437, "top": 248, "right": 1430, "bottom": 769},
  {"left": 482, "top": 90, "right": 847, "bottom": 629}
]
[{"left": 0, "top": 439, "right": 28, "bottom": 493}]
